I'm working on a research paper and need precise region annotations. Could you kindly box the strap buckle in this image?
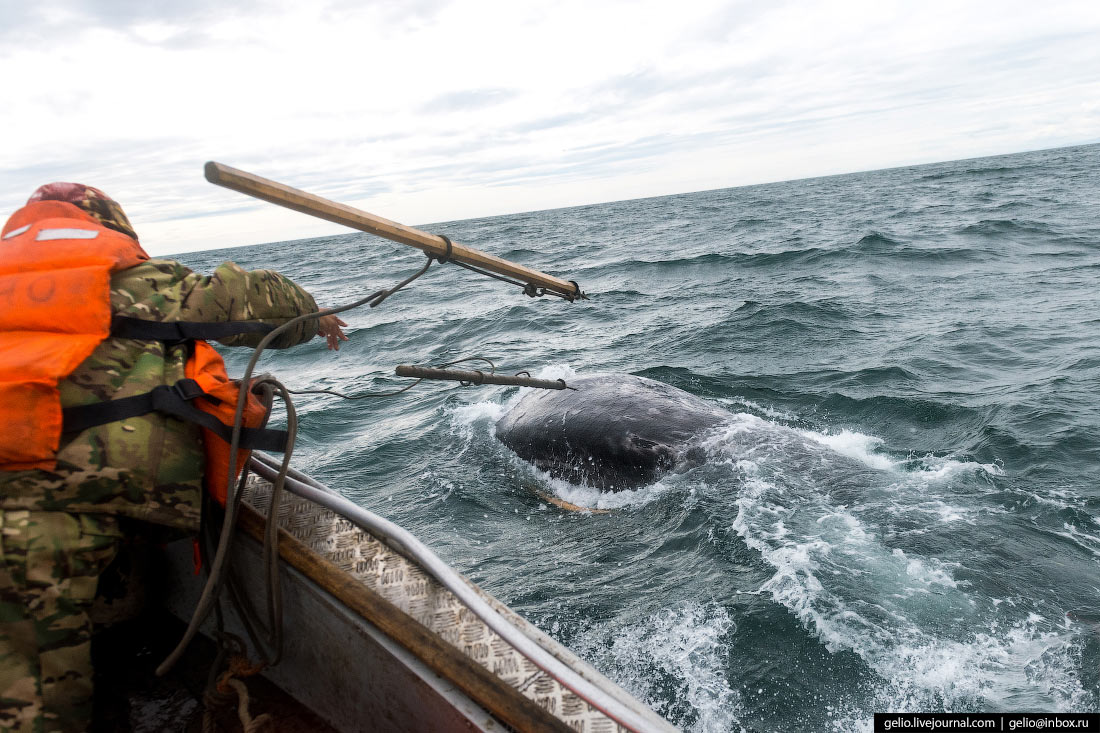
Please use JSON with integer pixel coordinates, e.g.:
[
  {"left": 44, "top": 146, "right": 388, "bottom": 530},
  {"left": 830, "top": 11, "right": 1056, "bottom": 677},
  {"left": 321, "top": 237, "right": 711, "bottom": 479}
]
[{"left": 170, "top": 378, "right": 206, "bottom": 402}]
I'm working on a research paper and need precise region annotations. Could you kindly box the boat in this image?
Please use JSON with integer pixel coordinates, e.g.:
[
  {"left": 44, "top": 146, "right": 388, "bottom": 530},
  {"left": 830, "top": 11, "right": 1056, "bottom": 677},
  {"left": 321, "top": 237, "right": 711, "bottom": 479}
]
[{"left": 140, "top": 453, "right": 676, "bottom": 732}]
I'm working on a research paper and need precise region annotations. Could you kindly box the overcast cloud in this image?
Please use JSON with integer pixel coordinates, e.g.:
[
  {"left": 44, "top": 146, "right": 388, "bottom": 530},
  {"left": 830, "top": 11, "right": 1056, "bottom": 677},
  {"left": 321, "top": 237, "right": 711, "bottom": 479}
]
[{"left": 1, "top": 0, "right": 1098, "bottom": 254}]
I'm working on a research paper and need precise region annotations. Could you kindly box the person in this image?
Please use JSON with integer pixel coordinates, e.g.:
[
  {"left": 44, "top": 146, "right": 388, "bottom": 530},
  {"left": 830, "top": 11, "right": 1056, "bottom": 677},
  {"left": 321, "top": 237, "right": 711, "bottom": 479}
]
[{"left": 0, "top": 182, "right": 347, "bottom": 732}]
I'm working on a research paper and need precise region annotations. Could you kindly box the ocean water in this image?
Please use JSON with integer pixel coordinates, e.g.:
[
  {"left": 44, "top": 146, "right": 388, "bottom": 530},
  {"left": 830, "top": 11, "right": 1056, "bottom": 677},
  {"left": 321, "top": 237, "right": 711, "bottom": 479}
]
[{"left": 176, "top": 143, "right": 1100, "bottom": 731}]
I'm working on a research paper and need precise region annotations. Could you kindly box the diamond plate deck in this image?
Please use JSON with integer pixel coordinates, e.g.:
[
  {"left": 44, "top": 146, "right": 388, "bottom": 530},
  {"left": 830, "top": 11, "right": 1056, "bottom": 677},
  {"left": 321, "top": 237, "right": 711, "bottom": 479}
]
[{"left": 243, "top": 476, "right": 638, "bottom": 733}]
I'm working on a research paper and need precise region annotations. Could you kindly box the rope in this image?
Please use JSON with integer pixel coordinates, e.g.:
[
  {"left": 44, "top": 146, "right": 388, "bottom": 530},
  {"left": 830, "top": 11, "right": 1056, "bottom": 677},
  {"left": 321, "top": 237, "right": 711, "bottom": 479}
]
[
  {"left": 157, "top": 258, "right": 432, "bottom": 677},
  {"left": 217, "top": 378, "right": 293, "bottom": 671},
  {"left": 202, "top": 652, "right": 272, "bottom": 733},
  {"left": 286, "top": 381, "right": 422, "bottom": 399},
  {"left": 431, "top": 232, "right": 586, "bottom": 301},
  {"left": 286, "top": 356, "right": 499, "bottom": 399},
  {"left": 225, "top": 678, "right": 272, "bottom": 733},
  {"left": 217, "top": 655, "right": 267, "bottom": 692}
]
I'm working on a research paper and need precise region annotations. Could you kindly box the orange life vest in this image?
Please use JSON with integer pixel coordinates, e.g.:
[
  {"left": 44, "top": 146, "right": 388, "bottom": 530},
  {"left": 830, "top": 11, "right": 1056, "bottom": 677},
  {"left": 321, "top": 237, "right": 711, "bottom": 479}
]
[
  {"left": 185, "top": 340, "right": 271, "bottom": 505},
  {"left": 0, "top": 201, "right": 279, "bottom": 505}
]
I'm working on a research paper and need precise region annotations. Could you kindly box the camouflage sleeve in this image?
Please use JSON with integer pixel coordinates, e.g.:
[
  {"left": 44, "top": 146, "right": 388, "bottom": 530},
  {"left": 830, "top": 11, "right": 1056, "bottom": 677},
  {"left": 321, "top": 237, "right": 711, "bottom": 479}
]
[{"left": 176, "top": 260, "right": 320, "bottom": 349}]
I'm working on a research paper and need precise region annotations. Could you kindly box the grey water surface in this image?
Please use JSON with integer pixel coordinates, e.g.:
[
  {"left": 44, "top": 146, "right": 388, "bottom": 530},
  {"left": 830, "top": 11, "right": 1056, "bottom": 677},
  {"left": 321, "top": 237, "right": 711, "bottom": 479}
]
[{"left": 177, "top": 143, "right": 1100, "bottom": 731}]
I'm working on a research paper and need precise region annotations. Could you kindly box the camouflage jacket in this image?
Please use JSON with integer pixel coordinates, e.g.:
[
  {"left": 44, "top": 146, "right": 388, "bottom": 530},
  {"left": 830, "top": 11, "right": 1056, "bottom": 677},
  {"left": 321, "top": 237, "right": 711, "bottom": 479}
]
[{"left": 0, "top": 258, "right": 319, "bottom": 530}]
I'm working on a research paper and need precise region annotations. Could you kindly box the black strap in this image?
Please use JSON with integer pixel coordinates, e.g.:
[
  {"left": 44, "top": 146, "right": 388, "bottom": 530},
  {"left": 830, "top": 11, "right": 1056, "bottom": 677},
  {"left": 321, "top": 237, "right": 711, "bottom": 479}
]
[
  {"left": 62, "top": 379, "right": 288, "bottom": 452},
  {"left": 111, "top": 315, "right": 275, "bottom": 342},
  {"left": 79, "top": 317, "right": 286, "bottom": 450}
]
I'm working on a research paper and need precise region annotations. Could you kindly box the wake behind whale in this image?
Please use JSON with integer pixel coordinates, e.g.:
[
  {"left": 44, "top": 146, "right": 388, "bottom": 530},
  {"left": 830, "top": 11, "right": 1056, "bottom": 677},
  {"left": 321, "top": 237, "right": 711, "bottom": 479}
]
[
  {"left": 493, "top": 372, "right": 902, "bottom": 496},
  {"left": 493, "top": 373, "right": 894, "bottom": 492}
]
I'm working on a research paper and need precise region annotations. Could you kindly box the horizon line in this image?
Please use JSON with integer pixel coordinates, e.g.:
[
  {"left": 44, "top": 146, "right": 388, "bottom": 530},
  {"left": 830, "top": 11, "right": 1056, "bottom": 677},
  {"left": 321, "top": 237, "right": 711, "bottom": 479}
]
[{"left": 163, "top": 138, "right": 1100, "bottom": 259}]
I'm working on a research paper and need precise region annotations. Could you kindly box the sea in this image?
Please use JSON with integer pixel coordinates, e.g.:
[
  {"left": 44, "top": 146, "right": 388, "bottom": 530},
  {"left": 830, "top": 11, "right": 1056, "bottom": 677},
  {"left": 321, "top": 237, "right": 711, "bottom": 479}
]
[{"left": 175, "top": 143, "right": 1100, "bottom": 732}]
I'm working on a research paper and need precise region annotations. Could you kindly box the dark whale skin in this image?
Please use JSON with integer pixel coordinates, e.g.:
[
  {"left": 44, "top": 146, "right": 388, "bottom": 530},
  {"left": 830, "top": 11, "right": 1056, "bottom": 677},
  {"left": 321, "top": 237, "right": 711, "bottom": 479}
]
[{"left": 495, "top": 374, "right": 729, "bottom": 489}]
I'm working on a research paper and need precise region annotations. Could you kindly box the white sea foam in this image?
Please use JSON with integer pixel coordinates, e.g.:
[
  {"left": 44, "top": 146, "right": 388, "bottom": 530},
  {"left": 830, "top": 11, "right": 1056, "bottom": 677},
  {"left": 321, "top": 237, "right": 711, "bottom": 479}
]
[
  {"left": 732, "top": 461, "right": 1090, "bottom": 716},
  {"left": 701, "top": 414, "right": 1007, "bottom": 546},
  {"left": 448, "top": 363, "right": 580, "bottom": 434},
  {"left": 905, "top": 453, "right": 1005, "bottom": 480},
  {"left": 1053, "top": 523, "right": 1100, "bottom": 558},
  {"left": 539, "top": 472, "right": 676, "bottom": 510},
  {"left": 528, "top": 363, "right": 579, "bottom": 382},
  {"left": 449, "top": 399, "right": 510, "bottom": 427},
  {"left": 447, "top": 364, "right": 577, "bottom": 446},
  {"left": 701, "top": 413, "right": 898, "bottom": 474},
  {"left": 798, "top": 429, "right": 896, "bottom": 471},
  {"left": 704, "top": 411, "right": 1004, "bottom": 483},
  {"left": 715, "top": 396, "right": 796, "bottom": 421},
  {"left": 572, "top": 602, "right": 743, "bottom": 733},
  {"left": 862, "top": 619, "right": 1088, "bottom": 713},
  {"left": 902, "top": 499, "right": 973, "bottom": 524},
  {"left": 1017, "top": 490, "right": 1086, "bottom": 511}
]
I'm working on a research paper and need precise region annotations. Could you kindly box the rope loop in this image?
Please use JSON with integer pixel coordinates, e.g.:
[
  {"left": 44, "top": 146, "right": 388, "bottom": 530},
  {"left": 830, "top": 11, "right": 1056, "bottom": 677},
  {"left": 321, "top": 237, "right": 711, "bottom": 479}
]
[
  {"left": 522, "top": 283, "right": 549, "bottom": 298},
  {"left": 216, "top": 653, "right": 267, "bottom": 694},
  {"left": 204, "top": 644, "right": 272, "bottom": 733},
  {"left": 431, "top": 234, "right": 454, "bottom": 264},
  {"left": 226, "top": 678, "right": 273, "bottom": 733},
  {"left": 458, "top": 369, "right": 486, "bottom": 387}
]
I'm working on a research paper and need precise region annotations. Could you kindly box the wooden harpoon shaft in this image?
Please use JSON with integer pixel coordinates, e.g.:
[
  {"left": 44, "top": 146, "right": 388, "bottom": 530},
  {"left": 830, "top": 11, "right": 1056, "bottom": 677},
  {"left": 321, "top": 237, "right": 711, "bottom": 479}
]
[
  {"left": 395, "top": 365, "right": 568, "bottom": 390},
  {"left": 204, "top": 162, "right": 583, "bottom": 300}
]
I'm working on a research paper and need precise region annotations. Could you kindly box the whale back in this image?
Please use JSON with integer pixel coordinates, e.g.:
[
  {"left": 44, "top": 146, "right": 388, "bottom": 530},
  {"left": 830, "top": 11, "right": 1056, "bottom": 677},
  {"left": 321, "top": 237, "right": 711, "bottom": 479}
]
[{"left": 495, "top": 374, "right": 729, "bottom": 489}]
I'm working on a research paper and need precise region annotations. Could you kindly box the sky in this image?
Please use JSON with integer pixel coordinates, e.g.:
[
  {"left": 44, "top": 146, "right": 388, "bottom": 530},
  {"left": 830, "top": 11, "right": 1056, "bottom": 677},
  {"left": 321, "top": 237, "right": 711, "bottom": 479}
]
[{"left": 1, "top": 0, "right": 1098, "bottom": 255}]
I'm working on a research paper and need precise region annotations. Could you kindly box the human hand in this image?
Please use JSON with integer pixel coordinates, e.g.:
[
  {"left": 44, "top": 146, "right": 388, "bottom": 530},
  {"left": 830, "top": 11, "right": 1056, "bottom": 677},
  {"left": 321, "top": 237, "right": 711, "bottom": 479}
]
[{"left": 317, "top": 313, "right": 349, "bottom": 351}]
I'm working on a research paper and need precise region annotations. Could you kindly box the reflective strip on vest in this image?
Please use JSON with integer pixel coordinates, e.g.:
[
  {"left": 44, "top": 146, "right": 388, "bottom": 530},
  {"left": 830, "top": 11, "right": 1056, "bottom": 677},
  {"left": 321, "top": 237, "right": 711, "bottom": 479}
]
[
  {"left": 36, "top": 228, "right": 100, "bottom": 241},
  {"left": 2, "top": 224, "right": 29, "bottom": 240}
]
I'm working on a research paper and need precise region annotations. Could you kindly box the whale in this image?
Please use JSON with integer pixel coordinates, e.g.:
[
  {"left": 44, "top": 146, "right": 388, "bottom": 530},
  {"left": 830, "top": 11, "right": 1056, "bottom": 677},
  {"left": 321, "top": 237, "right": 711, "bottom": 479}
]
[{"left": 495, "top": 374, "right": 730, "bottom": 489}]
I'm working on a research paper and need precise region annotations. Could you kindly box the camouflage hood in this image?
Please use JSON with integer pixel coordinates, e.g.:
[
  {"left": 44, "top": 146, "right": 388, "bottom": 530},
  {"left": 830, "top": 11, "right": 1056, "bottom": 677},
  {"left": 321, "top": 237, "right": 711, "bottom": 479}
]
[{"left": 28, "top": 182, "right": 139, "bottom": 241}]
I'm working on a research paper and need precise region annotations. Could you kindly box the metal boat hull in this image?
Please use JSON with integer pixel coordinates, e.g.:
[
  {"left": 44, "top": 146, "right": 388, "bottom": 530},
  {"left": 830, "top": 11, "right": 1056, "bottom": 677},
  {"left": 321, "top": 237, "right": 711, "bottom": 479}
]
[{"left": 156, "top": 461, "right": 677, "bottom": 732}]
